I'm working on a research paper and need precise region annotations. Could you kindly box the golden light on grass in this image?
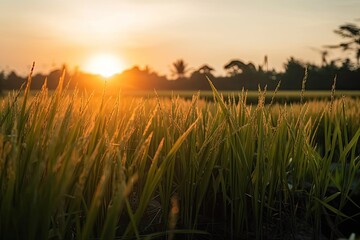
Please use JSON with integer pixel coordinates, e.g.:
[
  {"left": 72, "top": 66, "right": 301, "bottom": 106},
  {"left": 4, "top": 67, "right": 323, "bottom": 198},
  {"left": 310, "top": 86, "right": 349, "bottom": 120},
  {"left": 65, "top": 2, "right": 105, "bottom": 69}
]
[{"left": 83, "top": 53, "right": 124, "bottom": 78}]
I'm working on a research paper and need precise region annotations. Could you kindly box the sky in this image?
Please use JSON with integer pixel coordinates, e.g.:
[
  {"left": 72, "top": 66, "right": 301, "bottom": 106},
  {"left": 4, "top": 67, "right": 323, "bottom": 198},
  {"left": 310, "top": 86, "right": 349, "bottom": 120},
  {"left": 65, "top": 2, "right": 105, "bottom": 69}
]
[{"left": 0, "top": 0, "right": 359, "bottom": 77}]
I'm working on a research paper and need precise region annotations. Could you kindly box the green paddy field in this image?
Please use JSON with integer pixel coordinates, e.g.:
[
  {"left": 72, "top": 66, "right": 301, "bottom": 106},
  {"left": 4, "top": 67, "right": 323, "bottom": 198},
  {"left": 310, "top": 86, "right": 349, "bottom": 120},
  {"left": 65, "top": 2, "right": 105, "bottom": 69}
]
[{"left": 1, "top": 79, "right": 360, "bottom": 239}]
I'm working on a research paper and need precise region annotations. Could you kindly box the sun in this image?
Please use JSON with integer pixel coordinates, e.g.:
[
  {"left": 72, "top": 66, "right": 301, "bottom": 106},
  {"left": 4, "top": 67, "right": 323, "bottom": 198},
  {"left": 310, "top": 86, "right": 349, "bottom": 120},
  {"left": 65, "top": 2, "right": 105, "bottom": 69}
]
[{"left": 83, "top": 54, "right": 124, "bottom": 78}]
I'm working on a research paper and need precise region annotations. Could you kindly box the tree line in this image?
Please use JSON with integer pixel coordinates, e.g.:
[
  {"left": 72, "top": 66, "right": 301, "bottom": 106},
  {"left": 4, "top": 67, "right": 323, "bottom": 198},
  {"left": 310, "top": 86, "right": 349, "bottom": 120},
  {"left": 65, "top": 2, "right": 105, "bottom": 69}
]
[{"left": 0, "top": 22, "right": 359, "bottom": 92}]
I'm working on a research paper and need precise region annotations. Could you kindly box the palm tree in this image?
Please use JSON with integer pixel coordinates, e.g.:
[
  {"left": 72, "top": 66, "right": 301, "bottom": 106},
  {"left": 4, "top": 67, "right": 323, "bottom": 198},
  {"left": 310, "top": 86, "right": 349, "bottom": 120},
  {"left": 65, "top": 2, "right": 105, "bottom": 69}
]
[
  {"left": 171, "top": 59, "right": 190, "bottom": 79},
  {"left": 326, "top": 23, "right": 360, "bottom": 67}
]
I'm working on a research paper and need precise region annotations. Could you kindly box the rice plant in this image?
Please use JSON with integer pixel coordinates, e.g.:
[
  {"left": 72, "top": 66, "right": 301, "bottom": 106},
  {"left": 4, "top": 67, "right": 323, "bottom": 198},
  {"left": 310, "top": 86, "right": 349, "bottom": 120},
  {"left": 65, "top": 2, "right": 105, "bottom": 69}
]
[{"left": 0, "top": 72, "right": 359, "bottom": 239}]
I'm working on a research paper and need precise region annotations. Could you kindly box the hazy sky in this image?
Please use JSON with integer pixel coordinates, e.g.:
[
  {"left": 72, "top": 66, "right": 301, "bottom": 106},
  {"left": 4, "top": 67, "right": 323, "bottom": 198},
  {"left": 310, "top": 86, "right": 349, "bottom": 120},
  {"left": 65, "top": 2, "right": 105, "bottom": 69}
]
[{"left": 0, "top": 0, "right": 359, "bottom": 76}]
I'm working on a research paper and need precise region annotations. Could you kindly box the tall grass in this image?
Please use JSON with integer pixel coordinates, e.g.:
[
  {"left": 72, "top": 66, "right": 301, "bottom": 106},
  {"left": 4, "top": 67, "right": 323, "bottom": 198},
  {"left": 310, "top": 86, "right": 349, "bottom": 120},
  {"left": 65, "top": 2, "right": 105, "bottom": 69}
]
[{"left": 0, "top": 73, "right": 359, "bottom": 239}]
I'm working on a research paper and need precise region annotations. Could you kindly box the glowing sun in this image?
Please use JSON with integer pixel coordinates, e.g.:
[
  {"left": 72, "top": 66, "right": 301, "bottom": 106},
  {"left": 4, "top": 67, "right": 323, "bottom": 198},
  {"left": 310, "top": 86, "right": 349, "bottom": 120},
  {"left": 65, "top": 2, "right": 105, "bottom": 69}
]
[{"left": 83, "top": 54, "right": 124, "bottom": 77}]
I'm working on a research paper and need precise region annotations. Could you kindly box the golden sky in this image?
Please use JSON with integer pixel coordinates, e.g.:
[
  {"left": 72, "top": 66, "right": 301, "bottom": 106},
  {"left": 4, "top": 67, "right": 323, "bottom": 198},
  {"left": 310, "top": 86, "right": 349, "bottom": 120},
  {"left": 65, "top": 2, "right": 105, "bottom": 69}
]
[{"left": 0, "top": 0, "right": 359, "bottom": 76}]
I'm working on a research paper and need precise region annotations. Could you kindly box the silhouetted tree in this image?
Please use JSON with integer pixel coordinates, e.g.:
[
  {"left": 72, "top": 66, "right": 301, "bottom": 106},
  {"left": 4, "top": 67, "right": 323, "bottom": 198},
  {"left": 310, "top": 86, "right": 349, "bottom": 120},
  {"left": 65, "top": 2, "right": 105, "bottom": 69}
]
[
  {"left": 263, "top": 55, "right": 269, "bottom": 71},
  {"left": 326, "top": 23, "right": 360, "bottom": 67},
  {"left": 224, "top": 60, "right": 247, "bottom": 76},
  {"left": 280, "top": 57, "right": 306, "bottom": 90},
  {"left": 144, "top": 65, "right": 152, "bottom": 74},
  {"left": 198, "top": 64, "right": 214, "bottom": 75},
  {"left": 171, "top": 59, "right": 190, "bottom": 79},
  {"left": 224, "top": 60, "right": 258, "bottom": 77},
  {"left": 246, "top": 63, "right": 257, "bottom": 72},
  {"left": 0, "top": 71, "right": 4, "bottom": 94},
  {"left": 5, "top": 71, "right": 24, "bottom": 90},
  {"left": 341, "top": 58, "right": 354, "bottom": 70}
]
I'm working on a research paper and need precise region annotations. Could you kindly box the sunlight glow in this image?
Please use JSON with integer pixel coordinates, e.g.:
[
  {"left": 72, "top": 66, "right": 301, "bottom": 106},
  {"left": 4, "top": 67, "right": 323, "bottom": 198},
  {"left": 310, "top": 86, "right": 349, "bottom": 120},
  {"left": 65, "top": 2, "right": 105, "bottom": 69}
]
[{"left": 83, "top": 54, "right": 124, "bottom": 78}]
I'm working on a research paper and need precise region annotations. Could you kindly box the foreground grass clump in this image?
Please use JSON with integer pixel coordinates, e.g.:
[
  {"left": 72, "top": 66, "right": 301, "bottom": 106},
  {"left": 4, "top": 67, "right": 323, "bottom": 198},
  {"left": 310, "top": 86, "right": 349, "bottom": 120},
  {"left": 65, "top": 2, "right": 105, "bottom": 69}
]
[{"left": 0, "top": 74, "right": 360, "bottom": 240}]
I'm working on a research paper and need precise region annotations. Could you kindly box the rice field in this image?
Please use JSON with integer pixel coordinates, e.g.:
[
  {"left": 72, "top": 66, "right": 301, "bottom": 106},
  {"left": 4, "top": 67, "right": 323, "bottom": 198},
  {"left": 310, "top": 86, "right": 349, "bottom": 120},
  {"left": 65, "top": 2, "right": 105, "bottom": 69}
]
[
  {"left": 113, "top": 90, "right": 360, "bottom": 105},
  {"left": 0, "top": 74, "right": 360, "bottom": 239}
]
